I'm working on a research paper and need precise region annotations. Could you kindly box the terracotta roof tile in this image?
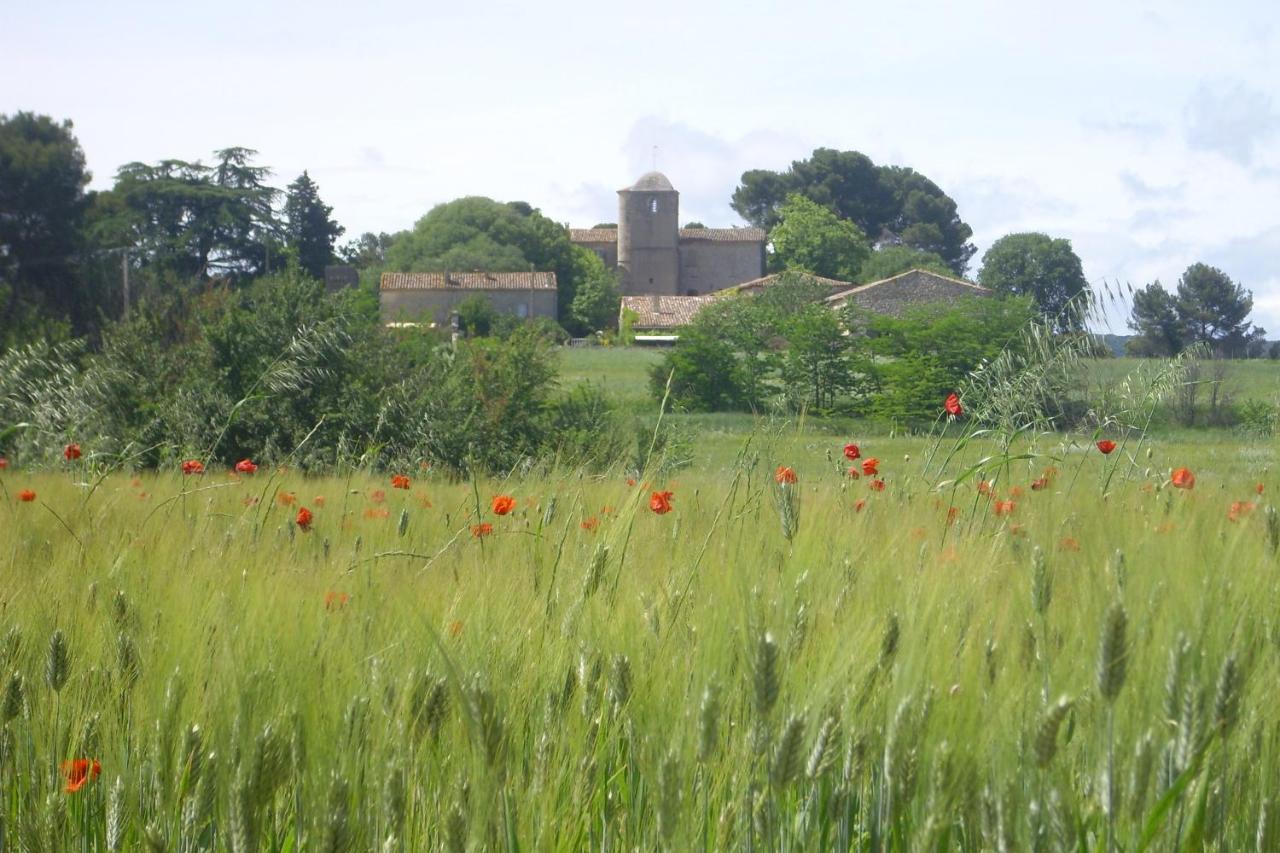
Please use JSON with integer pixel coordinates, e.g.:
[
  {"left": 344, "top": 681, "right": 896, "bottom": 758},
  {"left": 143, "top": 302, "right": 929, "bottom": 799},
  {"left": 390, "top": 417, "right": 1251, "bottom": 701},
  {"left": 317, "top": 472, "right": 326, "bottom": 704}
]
[
  {"left": 569, "top": 228, "right": 618, "bottom": 243},
  {"left": 380, "top": 271, "right": 557, "bottom": 291},
  {"left": 678, "top": 227, "right": 767, "bottom": 243},
  {"left": 823, "top": 269, "right": 988, "bottom": 304},
  {"left": 620, "top": 295, "right": 711, "bottom": 329}
]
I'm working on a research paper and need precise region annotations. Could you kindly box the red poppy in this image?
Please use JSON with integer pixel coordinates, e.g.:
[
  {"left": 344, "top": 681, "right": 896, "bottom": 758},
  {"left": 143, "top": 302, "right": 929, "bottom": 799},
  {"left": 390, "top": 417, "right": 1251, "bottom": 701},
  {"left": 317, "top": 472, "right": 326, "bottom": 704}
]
[
  {"left": 313, "top": 495, "right": 326, "bottom": 507},
  {"left": 325, "top": 591, "right": 350, "bottom": 610},
  {"left": 649, "top": 490, "right": 674, "bottom": 514},
  {"left": 61, "top": 759, "right": 101, "bottom": 793},
  {"left": 471, "top": 522, "right": 493, "bottom": 538},
  {"left": 774, "top": 466, "right": 798, "bottom": 485},
  {"left": 1009, "top": 486, "right": 1025, "bottom": 498},
  {"left": 861, "top": 457, "right": 880, "bottom": 476},
  {"left": 491, "top": 495, "right": 516, "bottom": 515},
  {"left": 181, "top": 459, "right": 205, "bottom": 475},
  {"left": 18, "top": 489, "right": 36, "bottom": 502},
  {"left": 63, "top": 443, "right": 82, "bottom": 461},
  {"left": 1228, "top": 501, "right": 1257, "bottom": 523},
  {"left": 847, "top": 467, "right": 861, "bottom": 479},
  {"left": 296, "top": 507, "right": 313, "bottom": 531},
  {"left": 1030, "top": 477, "right": 1048, "bottom": 491},
  {"left": 600, "top": 505, "right": 615, "bottom": 515},
  {"left": 626, "top": 478, "right": 637, "bottom": 487},
  {"left": 1171, "top": 467, "right": 1195, "bottom": 490},
  {"left": 993, "top": 499, "right": 1016, "bottom": 516},
  {"left": 363, "top": 507, "right": 390, "bottom": 519},
  {"left": 944, "top": 393, "right": 963, "bottom": 416},
  {"left": 369, "top": 489, "right": 386, "bottom": 504},
  {"left": 581, "top": 517, "right": 599, "bottom": 531},
  {"left": 0, "top": 457, "right": 8, "bottom": 469},
  {"left": 946, "top": 506, "right": 960, "bottom": 525},
  {"left": 415, "top": 493, "right": 433, "bottom": 508},
  {"left": 977, "top": 480, "right": 993, "bottom": 496},
  {"left": 1059, "top": 536, "right": 1080, "bottom": 552},
  {"left": 276, "top": 491, "right": 297, "bottom": 506},
  {"left": 234, "top": 459, "right": 257, "bottom": 474},
  {"left": 1097, "top": 439, "right": 1117, "bottom": 455},
  {"left": 843, "top": 443, "right": 861, "bottom": 461},
  {"left": 869, "top": 478, "right": 886, "bottom": 492},
  {"left": 854, "top": 499, "right": 867, "bottom": 512},
  {"left": 391, "top": 474, "right": 411, "bottom": 490},
  {"left": 1256, "top": 483, "right": 1265, "bottom": 495}
]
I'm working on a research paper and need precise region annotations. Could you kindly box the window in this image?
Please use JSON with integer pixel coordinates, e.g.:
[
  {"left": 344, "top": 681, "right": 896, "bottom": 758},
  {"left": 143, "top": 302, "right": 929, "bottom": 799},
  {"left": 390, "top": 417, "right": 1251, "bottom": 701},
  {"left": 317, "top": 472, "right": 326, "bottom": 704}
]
[{"left": 649, "top": 198, "right": 658, "bottom": 214}]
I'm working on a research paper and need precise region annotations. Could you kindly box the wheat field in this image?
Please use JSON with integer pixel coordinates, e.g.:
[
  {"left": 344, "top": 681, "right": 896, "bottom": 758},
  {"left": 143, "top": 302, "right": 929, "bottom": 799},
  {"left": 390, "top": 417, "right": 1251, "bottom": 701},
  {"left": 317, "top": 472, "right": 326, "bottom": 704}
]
[{"left": 0, "top": 431, "right": 1276, "bottom": 850}]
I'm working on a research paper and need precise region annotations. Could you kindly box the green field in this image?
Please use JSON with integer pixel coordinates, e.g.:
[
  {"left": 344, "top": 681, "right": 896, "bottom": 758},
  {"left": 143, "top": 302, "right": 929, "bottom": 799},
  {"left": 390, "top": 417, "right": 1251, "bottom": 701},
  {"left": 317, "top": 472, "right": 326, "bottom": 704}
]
[
  {"left": 3, "top": 428, "right": 1278, "bottom": 849},
  {"left": 560, "top": 347, "right": 1280, "bottom": 439}
]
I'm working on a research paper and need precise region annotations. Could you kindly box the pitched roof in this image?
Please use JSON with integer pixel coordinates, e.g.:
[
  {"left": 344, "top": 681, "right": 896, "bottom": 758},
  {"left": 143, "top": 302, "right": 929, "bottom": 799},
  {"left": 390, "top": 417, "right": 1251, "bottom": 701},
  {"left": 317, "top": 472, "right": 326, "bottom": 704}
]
[
  {"left": 569, "top": 228, "right": 617, "bottom": 243},
  {"left": 678, "top": 227, "right": 767, "bottom": 243},
  {"left": 380, "top": 271, "right": 557, "bottom": 291},
  {"left": 824, "top": 268, "right": 988, "bottom": 305},
  {"left": 716, "top": 272, "right": 854, "bottom": 296},
  {"left": 620, "top": 295, "right": 710, "bottom": 329}
]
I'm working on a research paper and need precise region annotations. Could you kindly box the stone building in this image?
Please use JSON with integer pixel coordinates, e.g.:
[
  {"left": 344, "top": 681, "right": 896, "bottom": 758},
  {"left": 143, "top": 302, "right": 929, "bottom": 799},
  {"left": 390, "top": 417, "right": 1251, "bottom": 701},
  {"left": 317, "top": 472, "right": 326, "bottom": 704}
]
[
  {"left": 823, "top": 269, "right": 991, "bottom": 316},
  {"left": 379, "top": 271, "right": 557, "bottom": 326},
  {"left": 570, "top": 172, "right": 766, "bottom": 297},
  {"left": 620, "top": 268, "right": 991, "bottom": 339}
]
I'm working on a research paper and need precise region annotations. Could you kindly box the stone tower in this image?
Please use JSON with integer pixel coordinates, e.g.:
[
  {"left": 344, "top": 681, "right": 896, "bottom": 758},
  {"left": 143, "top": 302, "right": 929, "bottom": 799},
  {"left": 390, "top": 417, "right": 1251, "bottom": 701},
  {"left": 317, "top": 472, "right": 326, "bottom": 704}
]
[{"left": 617, "top": 172, "right": 679, "bottom": 295}]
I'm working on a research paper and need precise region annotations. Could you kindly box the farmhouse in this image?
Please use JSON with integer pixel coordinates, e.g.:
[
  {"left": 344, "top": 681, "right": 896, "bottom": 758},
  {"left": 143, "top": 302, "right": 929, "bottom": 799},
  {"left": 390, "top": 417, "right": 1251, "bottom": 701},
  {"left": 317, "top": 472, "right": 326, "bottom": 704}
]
[
  {"left": 823, "top": 268, "right": 991, "bottom": 315},
  {"left": 570, "top": 172, "right": 767, "bottom": 297},
  {"left": 620, "top": 268, "right": 991, "bottom": 338},
  {"left": 379, "top": 271, "right": 557, "bottom": 326}
]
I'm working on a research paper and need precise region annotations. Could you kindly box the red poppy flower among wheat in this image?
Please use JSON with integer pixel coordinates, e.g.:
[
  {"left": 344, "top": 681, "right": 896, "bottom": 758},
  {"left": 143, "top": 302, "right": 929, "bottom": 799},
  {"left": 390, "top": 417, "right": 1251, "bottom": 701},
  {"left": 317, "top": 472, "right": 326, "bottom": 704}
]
[{"left": 649, "top": 490, "right": 673, "bottom": 514}]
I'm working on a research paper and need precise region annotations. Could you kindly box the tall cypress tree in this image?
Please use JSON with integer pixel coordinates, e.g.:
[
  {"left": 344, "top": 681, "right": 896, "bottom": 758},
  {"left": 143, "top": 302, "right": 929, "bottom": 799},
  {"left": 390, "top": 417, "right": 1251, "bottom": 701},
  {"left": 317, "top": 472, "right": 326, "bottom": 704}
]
[{"left": 284, "top": 171, "right": 344, "bottom": 279}]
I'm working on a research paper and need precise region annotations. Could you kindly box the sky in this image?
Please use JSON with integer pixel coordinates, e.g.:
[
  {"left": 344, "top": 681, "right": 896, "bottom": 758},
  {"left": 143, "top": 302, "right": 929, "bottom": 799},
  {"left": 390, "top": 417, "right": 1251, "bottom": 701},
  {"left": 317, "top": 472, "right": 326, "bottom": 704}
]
[{"left": 5, "top": 0, "right": 1280, "bottom": 332}]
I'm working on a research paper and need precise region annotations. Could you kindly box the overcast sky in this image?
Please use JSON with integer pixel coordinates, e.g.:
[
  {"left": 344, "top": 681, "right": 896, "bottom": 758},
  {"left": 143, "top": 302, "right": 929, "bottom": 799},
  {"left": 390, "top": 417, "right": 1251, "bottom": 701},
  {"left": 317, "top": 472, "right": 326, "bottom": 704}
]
[{"left": 5, "top": 0, "right": 1279, "bottom": 331}]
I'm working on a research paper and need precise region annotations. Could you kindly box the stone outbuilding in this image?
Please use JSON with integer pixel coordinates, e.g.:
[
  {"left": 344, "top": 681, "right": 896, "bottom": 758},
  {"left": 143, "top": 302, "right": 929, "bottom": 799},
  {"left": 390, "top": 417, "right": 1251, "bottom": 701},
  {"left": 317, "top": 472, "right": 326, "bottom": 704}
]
[
  {"left": 823, "top": 269, "right": 991, "bottom": 316},
  {"left": 570, "top": 171, "right": 766, "bottom": 297},
  {"left": 379, "top": 271, "right": 557, "bottom": 326}
]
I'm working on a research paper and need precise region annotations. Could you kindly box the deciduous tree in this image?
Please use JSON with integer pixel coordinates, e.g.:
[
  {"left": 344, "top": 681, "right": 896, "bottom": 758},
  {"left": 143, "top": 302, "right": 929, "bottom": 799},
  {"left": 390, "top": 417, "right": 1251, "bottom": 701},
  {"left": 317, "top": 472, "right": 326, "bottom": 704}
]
[
  {"left": 768, "top": 195, "right": 869, "bottom": 282},
  {"left": 978, "top": 233, "right": 1090, "bottom": 332}
]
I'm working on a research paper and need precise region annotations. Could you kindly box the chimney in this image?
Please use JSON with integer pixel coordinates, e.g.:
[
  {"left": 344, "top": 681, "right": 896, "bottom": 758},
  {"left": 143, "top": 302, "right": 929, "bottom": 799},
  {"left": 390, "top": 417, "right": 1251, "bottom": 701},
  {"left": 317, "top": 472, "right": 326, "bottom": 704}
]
[{"left": 651, "top": 293, "right": 661, "bottom": 314}]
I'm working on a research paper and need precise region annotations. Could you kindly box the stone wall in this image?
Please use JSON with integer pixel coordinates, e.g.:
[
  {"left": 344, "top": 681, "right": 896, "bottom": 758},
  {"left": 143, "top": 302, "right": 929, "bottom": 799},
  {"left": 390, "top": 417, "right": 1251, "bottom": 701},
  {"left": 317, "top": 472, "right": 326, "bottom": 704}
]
[
  {"left": 678, "top": 241, "right": 765, "bottom": 295},
  {"left": 577, "top": 239, "right": 617, "bottom": 270},
  {"left": 380, "top": 289, "right": 558, "bottom": 326}
]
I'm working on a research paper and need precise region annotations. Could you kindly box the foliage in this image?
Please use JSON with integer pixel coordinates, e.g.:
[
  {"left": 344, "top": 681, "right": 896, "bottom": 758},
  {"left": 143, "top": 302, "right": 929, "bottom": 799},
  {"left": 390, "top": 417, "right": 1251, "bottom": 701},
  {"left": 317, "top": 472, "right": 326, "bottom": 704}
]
[
  {"left": 568, "top": 252, "right": 621, "bottom": 333},
  {"left": 0, "top": 112, "right": 92, "bottom": 342},
  {"left": 860, "top": 296, "right": 1039, "bottom": 424},
  {"left": 338, "top": 231, "right": 394, "bottom": 269},
  {"left": 284, "top": 171, "right": 344, "bottom": 279},
  {"left": 767, "top": 194, "right": 869, "bottom": 282},
  {"left": 1127, "top": 266, "right": 1265, "bottom": 359},
  {"left": 1126, "top": 281, "right": 1184, "bottom": 356},
  {"left": 978, "top": 232, "right": 1090, "bottom": 332},
  {"left": 103, "top": 148, "right": 282, "bottom": 289},
  {"left": 381, "top": 197, "right": 594, "bottom": 332},
  {"left": 856, "top": 245, "right": 953, "bottom": 283},
  {"left": 649, "top": 325, "right": 746, "bottom": 412},
  {"left": 1175, "top": 263, "right": 1263, "bottom": 355},
  {"left": 732, "top": 147, "right": 976, "bottom": 273}
]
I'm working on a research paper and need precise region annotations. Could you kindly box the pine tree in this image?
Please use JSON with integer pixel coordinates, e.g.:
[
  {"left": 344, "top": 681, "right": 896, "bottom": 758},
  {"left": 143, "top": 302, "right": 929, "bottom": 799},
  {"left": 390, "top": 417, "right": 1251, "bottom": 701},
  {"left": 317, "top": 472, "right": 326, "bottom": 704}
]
[{"left": 284, "top": 171, "right": 344, "bottom": 280}]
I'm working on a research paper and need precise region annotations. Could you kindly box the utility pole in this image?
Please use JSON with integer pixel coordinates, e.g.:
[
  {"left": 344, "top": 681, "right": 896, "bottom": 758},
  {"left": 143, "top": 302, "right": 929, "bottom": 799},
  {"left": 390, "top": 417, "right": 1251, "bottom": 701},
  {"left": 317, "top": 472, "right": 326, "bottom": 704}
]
[{"left": 121, "top": 249, "right": 130, "bottom": 317}]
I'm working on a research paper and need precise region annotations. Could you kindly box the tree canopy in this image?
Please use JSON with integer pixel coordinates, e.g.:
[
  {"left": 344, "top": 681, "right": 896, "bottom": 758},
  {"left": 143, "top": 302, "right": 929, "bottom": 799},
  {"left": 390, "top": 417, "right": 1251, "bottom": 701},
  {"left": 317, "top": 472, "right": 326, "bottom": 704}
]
[
  {"left": 768, "top": 194, "right": 869, "bottom": 282},
  {"left": 382, "top": 196, "right": 596, "bottom": 333},
  {"left": 977, "top": 233, "right": 1090, "bottom": 332},
  {"left": 732, "top": 148, "right": 976, "bottom": 274},
  {"left": 1127, "top": 265, "right": 1264, "bottom": 357},
  {"left": 284, "top": 171, "right": 344, "bottom": 279},
  {"left": 856, "top": 245, "right": 953, "bottom": 283},
  {"left": 0, "top": 112, "right": 91, "bottom": 342}
]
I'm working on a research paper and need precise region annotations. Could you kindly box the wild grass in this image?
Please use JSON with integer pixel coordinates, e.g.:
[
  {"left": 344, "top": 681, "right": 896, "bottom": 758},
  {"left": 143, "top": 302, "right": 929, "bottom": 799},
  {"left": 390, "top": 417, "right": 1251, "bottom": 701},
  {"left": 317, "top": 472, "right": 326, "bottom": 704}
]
[{"left": 0, "top": 431, "right": 1276, "bottom": 850}]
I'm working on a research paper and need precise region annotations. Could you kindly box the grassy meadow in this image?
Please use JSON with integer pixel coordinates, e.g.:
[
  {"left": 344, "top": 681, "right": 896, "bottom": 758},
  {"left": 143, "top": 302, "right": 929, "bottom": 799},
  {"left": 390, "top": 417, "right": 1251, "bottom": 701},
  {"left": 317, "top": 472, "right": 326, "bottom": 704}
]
[{"left": 2, "top": 427, "right": 1279, "bottom": 850}]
